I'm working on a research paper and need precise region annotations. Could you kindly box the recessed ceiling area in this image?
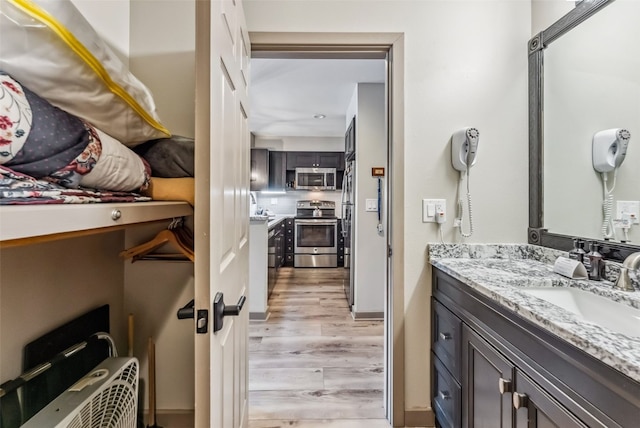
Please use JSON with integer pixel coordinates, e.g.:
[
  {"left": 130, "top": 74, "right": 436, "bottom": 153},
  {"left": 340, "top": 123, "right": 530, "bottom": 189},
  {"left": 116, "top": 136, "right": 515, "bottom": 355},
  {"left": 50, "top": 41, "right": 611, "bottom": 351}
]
[{"left": 249, "top": 58, "right": 386, "bottom": 138}]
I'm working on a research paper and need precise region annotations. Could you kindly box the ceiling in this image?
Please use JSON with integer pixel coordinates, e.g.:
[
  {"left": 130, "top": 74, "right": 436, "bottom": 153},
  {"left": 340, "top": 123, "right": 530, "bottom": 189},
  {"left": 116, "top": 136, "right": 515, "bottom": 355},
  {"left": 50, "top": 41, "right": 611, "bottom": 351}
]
[{"left": 249, "top": 58, "right": 386, "bottom": 138}]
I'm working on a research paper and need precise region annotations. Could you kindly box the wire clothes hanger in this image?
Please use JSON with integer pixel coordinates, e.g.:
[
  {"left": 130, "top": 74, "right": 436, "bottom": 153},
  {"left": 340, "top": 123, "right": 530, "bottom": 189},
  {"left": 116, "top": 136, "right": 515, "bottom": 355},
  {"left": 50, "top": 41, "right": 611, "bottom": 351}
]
[{"left": 120, "top": 217, "right": 194, "bottom": 262}]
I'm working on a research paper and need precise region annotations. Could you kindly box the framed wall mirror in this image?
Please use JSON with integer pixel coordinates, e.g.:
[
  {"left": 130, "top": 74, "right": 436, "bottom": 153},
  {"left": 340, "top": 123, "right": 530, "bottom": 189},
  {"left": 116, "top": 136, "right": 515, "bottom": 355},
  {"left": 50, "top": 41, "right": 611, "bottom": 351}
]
[{"left": 529, "top": 0, "right": 640, "bottom": 262}]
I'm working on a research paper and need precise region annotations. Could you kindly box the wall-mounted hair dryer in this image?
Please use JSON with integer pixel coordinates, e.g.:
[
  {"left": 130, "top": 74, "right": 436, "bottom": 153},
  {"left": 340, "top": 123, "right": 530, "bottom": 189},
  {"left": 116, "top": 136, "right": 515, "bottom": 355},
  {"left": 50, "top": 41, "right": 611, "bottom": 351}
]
[
  {"left": 593, "top": 128, "right": 631, "bottom": 240},
  {"left": 593, "top": 128, "right": 630, "bottom": 172},
  {"left": 451, "top": 127, "right": 480, "bottom": 238},
  {"left": 451, "top": 127, "right": 480, "bottom": 172}
]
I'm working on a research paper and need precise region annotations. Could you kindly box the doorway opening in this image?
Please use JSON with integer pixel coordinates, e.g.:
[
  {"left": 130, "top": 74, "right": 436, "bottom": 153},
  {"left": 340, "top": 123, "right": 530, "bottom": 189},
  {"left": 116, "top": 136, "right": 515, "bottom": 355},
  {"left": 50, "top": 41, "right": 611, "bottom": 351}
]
[{"left": 247, "top": 33, "right": 405, "bottom": 427}]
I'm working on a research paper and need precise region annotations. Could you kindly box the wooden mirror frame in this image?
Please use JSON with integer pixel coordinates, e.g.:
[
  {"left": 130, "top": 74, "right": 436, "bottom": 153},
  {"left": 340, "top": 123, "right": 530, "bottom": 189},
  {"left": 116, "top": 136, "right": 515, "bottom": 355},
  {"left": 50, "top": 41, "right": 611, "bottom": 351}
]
[{"left": 528, "top": 0, "right": 639, "bottom": 262}]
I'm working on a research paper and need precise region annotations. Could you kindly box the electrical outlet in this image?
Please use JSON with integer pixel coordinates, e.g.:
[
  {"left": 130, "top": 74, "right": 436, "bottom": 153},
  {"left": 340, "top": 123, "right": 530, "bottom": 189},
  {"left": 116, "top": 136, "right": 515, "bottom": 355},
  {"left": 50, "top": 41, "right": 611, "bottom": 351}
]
[
  {"left": 422, "top": 199, "right": 446, "bottom": 223},
  {"left": 616, "top": 201, "right": 640, "bottom": 225}
]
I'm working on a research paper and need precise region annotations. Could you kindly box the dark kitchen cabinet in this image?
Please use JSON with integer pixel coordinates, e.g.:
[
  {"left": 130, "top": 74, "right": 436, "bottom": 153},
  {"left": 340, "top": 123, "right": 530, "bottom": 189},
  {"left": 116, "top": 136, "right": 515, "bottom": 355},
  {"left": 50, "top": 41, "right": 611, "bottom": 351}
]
[
  {"left": 286, "top": 151, "right": 344, "bottom": 169},
  {"left": 284, "top": 218, "right": 294, "bottom": 267},
  {"left": 431, "top": 268, "right": 638, "bottom": 428},
  {"left": 269, "top": 151, "right": 287, "bottom": 189},
  {"left": 250, "top": 148, "right": 269, "bottom": 191},
  {"left": 337, "top": 221, "right": 345, "bottom": 267}
]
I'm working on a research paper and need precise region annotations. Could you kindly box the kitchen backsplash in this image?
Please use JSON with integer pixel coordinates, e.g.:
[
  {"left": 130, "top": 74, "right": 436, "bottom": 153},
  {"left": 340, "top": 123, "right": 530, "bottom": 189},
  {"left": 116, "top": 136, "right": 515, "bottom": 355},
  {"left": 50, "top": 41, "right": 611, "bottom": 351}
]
[{"left": 256, "top": 191, "right": 343, "bottom": 215}]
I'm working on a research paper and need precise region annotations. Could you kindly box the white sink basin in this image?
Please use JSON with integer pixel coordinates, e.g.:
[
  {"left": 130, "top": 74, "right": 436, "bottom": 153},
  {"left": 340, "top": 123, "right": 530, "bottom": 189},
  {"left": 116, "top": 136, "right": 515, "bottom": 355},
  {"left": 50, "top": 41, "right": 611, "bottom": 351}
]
[{"left": 522, "top": 287, "right": 640, "bottom": 338}]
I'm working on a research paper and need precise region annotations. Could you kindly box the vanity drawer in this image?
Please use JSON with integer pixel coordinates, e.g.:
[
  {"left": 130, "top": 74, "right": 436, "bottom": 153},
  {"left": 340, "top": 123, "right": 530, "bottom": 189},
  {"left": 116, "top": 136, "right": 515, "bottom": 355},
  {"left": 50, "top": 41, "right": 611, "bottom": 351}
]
[
  {"left": 432, "top": 298, "right": 462, "bottom": 381},
  {"left": 432, "top": 353, "right": 461, "bottom": 428}
]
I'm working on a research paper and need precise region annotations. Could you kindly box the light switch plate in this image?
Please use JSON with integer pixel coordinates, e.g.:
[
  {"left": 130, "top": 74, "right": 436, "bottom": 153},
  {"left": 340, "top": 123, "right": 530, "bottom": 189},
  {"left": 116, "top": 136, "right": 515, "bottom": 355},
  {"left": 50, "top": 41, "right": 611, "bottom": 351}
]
[
  {"left": 366, "top": 199, "right": 378, "bottom": 212},
  {"left": 423, "top": 199, "right": 446, "bottom": 223}
]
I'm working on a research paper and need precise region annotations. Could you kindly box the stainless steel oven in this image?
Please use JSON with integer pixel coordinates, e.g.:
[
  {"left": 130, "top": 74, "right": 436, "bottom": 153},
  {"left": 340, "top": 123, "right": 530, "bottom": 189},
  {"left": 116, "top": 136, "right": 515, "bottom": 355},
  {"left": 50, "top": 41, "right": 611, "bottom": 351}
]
[
  {"left": 294, "top": 200, "right": 338, "bottom": 267},
  {"left": 294, "top": 219, "right": 338, "bottom": 267}
]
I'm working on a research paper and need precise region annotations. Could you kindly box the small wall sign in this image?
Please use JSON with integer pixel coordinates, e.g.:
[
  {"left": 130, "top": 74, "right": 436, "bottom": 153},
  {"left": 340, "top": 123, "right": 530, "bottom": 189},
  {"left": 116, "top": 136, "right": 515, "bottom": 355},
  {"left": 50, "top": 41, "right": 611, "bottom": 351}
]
[{"left": 372, "top": 167, "right": 385, "bottom": 177}]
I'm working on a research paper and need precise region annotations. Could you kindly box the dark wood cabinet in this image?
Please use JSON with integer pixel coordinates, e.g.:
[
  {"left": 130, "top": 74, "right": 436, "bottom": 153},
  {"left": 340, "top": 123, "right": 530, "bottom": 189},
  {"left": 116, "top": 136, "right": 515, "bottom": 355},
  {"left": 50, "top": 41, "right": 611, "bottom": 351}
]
[
  {"left": 250, "top": 148, "right": 268, "bottom": 191},
  {"left": 284, "top": 218, "right": 294, "bottom": 267},
  {"left": 252, "top": 150, "right": 346, "bottom": 190},
  {"left": 462, "top": 325, "right": 514, "bottom": 428},
  {"left": 337, "top": 222, "right": 345, "bottom": 267},
  {"left": 286, "top": 151, "right": 344, "bottom": 169},
  {"left": 268, "top": 151, "right": 287, "bottom": 189},
  {"left": 431, "top": 268, "right": 639, "bottom": 428},
  {"left": 512, "top": 370, "right": 588, "bottom": 428}
]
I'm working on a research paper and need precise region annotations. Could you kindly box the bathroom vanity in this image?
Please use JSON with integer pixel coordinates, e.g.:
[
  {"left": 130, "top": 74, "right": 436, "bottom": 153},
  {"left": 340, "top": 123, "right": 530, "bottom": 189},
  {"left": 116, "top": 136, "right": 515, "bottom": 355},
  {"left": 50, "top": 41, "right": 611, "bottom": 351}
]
[{"left": 428, "top": 244, "right": 640, "bottom": 428}]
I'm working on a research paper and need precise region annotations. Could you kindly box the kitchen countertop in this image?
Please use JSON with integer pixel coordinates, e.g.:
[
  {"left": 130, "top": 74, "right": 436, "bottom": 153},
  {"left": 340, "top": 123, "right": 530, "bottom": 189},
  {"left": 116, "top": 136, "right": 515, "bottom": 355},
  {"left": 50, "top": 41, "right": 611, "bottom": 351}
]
[
  {"left": 249, "top": 214, "right": 295, "bottom": 229},
  {"left": 428, "top": 243, "right": 640, "bottom": 383}
]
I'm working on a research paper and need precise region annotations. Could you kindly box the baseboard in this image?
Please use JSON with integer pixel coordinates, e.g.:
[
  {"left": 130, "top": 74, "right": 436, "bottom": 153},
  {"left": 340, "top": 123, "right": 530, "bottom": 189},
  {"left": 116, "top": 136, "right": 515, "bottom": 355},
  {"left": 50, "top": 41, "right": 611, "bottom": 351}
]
[
  {"left": 352, "top": 311, "right": 384, "bottom": 320},
  {"left": 250, "top": 310, "right": 269, "bottom": 320},
  {"left": 144, "top": 409, "right": 194, "bottom": 428},
  {"left": 403, "top": 409, "right": 435, "bottom": 427}
]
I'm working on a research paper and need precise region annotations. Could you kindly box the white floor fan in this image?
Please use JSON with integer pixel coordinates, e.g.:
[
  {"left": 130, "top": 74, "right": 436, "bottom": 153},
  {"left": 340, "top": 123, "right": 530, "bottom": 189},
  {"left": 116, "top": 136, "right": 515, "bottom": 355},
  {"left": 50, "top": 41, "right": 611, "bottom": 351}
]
[{"left": 22, "top": 357, "right": 139, "bottom": 428}]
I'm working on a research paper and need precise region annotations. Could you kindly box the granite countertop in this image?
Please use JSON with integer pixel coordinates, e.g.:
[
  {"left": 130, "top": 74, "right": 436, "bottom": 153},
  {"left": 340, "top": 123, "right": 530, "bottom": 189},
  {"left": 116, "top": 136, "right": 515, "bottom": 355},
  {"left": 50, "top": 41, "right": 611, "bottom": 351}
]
[
  {"left": 428, "top": 243, "right": 640, "bottom": 383},
  {"left": 249, "top": 214, "right": 295, "bottom": 228}
]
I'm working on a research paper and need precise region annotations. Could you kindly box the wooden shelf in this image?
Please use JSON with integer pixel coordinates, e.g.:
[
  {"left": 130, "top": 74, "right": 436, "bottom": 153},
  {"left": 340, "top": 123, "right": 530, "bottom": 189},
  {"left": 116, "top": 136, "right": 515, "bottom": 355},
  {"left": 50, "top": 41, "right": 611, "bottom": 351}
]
[{"left": 0, "top": 201, "right": 193, "bottom": 247}]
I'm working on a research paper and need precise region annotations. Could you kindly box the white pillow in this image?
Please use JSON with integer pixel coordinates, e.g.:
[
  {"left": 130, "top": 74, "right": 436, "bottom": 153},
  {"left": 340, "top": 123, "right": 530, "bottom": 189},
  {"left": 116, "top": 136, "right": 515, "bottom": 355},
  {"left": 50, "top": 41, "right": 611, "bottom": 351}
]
[
  {"left": 0, "top": 0, "right": 170, "bottom": 146},
  {"left": 80, "top": 128, "right": 149, "bottom": 192}
]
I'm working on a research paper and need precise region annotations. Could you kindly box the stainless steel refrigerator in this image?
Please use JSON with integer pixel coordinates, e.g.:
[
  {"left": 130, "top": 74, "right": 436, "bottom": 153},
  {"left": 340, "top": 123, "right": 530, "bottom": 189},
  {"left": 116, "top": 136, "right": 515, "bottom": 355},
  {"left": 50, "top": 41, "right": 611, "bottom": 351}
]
[{"left": 341, "top": 160, "right": 355, "bottom": 308}]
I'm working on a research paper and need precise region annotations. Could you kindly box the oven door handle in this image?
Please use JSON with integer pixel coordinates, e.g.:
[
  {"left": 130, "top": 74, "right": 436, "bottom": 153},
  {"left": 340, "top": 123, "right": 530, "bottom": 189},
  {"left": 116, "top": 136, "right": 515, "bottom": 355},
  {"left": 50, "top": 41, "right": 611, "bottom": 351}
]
[{"left": 295, "top": 219, "right": 338, "bottom": 226}]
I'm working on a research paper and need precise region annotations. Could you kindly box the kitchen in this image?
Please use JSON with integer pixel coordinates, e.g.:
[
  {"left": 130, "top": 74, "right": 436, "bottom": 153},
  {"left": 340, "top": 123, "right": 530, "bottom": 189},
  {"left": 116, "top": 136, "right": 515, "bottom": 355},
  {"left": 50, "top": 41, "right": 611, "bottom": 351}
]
[{"left": 247, "top": 58, "right": 388, "bottom": 322}]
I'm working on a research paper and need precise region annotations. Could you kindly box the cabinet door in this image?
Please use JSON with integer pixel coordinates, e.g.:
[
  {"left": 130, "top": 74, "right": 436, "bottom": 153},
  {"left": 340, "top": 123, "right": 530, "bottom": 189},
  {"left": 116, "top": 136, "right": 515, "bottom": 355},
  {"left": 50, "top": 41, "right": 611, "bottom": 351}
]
[
  {"left": 513, "top": 370, "right": 588, "bottom": 428},
  {"left": 250, "top": 148, "right": 268, "bottom": 190},
  {"left": 268, "top": 151, "right": 287, "bottom": 189},
  {"left": 462, "top": 326, "right": 515, "bottom": 428},
  {"left": 287, "top": 151, "right": 317, "bottom": 168},
  {"left": 317, "top": 152, "right": 344, "bottom": 168}
]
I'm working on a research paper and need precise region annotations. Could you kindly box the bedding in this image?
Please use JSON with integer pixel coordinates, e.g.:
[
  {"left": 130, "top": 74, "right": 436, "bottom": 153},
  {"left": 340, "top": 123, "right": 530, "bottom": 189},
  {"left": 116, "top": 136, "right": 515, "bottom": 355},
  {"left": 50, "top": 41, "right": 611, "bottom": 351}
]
[
  {"left": 133, "top": 136, "right": 195, "bottom": 178},
  {"left": 0, "top": 166, "right": 151, "bottom": 205},
  {"left": 1, "top": 71, "right": 150, "bottom": 197}
]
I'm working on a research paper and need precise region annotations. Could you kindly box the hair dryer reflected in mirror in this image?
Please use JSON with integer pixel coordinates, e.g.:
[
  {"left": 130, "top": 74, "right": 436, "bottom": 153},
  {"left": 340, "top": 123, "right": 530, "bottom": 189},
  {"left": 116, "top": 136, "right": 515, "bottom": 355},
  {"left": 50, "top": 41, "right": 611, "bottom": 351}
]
[{"left": 593, "top": 128, "right": 631, "bottom": 241}]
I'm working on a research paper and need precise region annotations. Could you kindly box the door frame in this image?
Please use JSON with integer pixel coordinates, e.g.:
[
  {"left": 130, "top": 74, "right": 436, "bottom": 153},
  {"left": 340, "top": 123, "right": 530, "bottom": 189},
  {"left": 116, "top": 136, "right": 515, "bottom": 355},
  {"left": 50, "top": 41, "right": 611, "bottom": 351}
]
[{"left": 249, "top": 32, "right": 406, "bottom": 427}]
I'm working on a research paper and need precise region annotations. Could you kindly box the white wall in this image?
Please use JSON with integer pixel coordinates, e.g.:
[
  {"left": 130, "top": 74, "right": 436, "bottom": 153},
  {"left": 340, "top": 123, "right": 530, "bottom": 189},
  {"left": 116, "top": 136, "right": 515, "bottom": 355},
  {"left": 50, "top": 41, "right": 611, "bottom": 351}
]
[
  {"left": 0, "top": 233, "right": 126, "bottom": 380},
  {"left": 71, "top": 0, "right": 130, "bottom": 64},
  {"left": 130, "top": 0, "right": 196, "bottom": 138},
  {"left": 352, "top": 83, "right": 387, "bottom": 314},
  {"left": 245, "top": 0, "right": 531, "bottom": 415},
  {"left": 531, "top": 0, "right": 574, "bottom": 35}
]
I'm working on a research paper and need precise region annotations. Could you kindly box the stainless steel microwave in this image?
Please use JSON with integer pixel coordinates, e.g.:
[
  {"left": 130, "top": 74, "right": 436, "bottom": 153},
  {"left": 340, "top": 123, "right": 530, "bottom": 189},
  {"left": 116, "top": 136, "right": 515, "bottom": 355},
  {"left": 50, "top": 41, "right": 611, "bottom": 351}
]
[{"left": 294, "top": 167, "right": 336, "bottom": 190}]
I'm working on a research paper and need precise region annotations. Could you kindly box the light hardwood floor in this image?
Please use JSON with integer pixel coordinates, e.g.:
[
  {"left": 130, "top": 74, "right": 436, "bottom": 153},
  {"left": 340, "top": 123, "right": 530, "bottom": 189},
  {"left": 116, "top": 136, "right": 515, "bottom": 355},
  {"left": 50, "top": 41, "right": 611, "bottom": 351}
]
[{"left": 248, "top": 267, "right": 387, "bottom": 427}]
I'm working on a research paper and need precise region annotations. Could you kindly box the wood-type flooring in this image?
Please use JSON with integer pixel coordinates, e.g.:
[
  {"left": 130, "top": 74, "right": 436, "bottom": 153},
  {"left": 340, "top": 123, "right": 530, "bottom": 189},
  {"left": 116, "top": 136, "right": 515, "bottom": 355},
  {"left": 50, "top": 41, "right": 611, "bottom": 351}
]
[{"left": 248, "top": 267, "right": 387, "bottom": 427}]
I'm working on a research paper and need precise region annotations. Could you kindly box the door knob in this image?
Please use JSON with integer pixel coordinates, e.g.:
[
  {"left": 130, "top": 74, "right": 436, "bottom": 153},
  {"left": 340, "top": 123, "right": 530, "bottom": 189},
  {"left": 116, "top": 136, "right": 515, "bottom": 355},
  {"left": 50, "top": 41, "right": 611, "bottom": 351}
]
[{"left": 213, "top": 292, "right": 246, "bottom": 332}]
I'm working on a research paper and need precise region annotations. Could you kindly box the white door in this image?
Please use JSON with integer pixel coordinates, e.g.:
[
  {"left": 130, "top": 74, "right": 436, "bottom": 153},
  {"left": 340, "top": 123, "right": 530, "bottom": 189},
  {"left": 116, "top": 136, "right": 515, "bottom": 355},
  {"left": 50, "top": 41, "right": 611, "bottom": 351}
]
[{"left": 194, "top": 0, "right": 251, "bottom": 427}]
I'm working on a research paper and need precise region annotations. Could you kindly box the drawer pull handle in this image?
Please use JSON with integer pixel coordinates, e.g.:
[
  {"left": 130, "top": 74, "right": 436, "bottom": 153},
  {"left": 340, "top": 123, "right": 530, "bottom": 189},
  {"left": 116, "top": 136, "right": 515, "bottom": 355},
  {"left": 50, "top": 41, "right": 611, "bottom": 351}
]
[
  {"left": 498, "top": 378, "right": 512, "bottom": 394},
  {"left": 438, "top": 390, "right": 451, "bottom": 400},
  {"left": 111, "top": 209, "right": 122, "bottom": 221},
  {"left": 513, "top": 392, "right": 528, "bottom": 409},
  {"left": 439, "top": 332, "right": 452, "bottom": 340}
]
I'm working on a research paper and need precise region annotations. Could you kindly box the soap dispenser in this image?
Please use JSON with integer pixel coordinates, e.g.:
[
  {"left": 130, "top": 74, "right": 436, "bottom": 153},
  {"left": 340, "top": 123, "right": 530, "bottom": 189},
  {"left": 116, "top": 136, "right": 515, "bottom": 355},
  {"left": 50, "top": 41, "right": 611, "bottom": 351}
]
[
  {"left": 586, "top": 242, "right": 604, "bottom": 281},
  {"left": 569, "top": 239, "right": 586, "bottom": 264}
]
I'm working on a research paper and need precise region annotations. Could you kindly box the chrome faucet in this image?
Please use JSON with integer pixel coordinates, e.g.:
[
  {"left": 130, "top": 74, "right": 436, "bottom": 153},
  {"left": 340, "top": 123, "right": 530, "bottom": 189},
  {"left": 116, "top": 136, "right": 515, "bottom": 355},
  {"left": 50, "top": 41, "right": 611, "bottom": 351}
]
[{"left": 613, "top": 252, "right": 640, "bottom": 291}]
